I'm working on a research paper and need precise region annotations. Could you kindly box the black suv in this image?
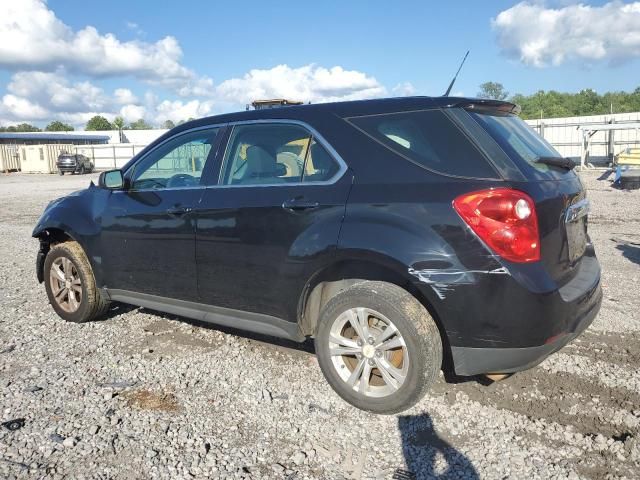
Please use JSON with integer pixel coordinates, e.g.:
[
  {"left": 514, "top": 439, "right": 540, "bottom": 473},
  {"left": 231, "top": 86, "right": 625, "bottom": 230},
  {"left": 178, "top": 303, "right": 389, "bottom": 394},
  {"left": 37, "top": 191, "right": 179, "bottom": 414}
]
[
  {"left": 34, "top": 97, "right": 602, "bottom": 413},
  {"left": 56, "top": 153, "right": 94, "bottom": 175}
]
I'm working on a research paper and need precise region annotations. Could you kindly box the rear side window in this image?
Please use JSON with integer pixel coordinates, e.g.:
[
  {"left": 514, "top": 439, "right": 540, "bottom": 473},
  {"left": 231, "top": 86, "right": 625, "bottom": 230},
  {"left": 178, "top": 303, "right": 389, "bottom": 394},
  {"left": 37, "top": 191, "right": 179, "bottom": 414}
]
[{"left": 348, "top": 109, "right": 498, "bottom": 178}]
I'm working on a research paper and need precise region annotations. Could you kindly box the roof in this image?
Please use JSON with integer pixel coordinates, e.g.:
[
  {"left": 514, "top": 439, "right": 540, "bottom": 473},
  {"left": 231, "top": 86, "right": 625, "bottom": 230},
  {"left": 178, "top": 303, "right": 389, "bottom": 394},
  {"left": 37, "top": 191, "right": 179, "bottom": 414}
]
[
  {"left": 0, "top": 132, "right": 110, "bottom": 141},
  {"left": 177, "top": 96, "right": 519, "bottom": 133}
]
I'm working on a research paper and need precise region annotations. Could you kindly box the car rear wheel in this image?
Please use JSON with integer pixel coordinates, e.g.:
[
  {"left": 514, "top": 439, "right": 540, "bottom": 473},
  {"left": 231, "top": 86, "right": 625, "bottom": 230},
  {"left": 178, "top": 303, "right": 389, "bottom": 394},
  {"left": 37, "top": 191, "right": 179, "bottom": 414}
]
[
  {"left": 315, "top": 281, "right": 442, "bottom": 414},
  {"left": 44, "top": 241, "right": 110, "bottom": 323},
  {"left": 79, "top": 165, "right": 85, "bottom": 175},
  {"left": 58, "top": 171, "right": 64, "bottom": 176}
]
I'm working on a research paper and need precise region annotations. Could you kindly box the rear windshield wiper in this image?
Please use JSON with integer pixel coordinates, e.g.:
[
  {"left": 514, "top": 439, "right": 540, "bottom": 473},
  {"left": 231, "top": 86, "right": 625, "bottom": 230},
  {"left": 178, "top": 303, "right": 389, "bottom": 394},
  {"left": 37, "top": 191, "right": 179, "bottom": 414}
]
[{"left": 534, "top": 156, "right": 575, "bottom": 170}]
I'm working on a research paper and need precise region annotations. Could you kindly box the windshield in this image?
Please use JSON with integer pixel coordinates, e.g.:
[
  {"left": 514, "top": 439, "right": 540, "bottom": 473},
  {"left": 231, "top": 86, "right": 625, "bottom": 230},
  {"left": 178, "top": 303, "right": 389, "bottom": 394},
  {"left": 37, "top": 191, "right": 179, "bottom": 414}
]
[{"left": 468, "top": 111, "right": 561, "bottom": 164}]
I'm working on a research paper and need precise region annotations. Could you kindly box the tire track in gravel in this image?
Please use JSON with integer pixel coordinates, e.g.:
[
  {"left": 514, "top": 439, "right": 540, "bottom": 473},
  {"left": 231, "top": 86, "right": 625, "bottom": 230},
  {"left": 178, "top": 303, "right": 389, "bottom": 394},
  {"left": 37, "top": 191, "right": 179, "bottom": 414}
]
[
  {"left": 433, "top": 367, "right": 640, "bottom": 439},
  {"left": 563, "top": 331, "right": 640, "bottom": 368},
  {"left": 541, "top": 353, "right": 640, "bottom": 393}
]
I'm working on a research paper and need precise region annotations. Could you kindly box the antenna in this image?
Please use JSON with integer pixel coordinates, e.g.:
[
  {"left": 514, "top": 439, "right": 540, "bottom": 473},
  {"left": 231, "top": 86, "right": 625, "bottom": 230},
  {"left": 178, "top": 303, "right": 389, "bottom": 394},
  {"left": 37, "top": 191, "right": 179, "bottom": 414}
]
[{"left": 443, "top": 50, "right": 470, "bottom": 97}]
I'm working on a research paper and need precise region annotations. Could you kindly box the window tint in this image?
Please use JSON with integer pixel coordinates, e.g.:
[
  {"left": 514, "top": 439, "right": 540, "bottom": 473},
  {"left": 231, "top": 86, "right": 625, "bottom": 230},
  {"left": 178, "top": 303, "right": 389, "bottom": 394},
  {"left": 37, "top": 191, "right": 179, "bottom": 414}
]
[
  {"left": 349, "top": 109, "right": 498, "bottom": 178},
  {"left": 131, "top": 128, "right": 220, "bottom": 190},
  {"left": 302, "top": 139, "right": 340, "bottom": 182},
  {"left": 222, "top": 124, "right": 313, "bottom": 185},
  {"left": 469, "top": 111, "right": 561, "bottom": 164}
]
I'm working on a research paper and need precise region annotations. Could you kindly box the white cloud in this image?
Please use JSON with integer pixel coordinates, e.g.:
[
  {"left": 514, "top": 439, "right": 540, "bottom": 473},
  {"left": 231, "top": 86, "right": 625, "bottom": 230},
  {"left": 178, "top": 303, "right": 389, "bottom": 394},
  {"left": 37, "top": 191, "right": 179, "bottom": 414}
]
[
  {"left": 125, "top": 21, "right": 144, "bottom": 36},
  {"left": 493, "top": 1, "right": 640, "bottom": 67},
  {"left": 154, "top": 99, "right": 215, "bottom": 123},
  {"left": 119, "top": 104, "right": 147, "bottom": 123},
  {"left": 0, "top": 94, "right": 49, "bottom": 121},
  {"left": 0, "top": 1, "right": 412, "bottom": 129},
  {"left": 392, "top": 82, "right": 417, "bottom": 96},
  {"left": 6, "top": 71, "right": 108, "bottom": 113},
  {"left": 0, "top": 70, "right": 215, "bottom": 128},
  {"left": 0, "top": 62, "right": 401, "bottom": 128},
  {"left": 0, "top": 0, "right": 212, "bottom": 94},
  {"left": 114, "top": 88, "right": 138, "bottom": 105},
  {"left": 215, "top": 64, "right": 386, "bottom": 105}
]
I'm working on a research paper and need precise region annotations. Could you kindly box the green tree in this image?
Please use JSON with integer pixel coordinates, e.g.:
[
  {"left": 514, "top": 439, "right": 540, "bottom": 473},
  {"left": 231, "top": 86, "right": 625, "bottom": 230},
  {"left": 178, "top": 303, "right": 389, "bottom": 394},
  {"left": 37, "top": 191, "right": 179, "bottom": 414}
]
[
  {"left": 177, "top": 117, "right": 196, "bottom": 126},
  {"left": 129, "top": 118, "right": 153, "bottom": 130},
  {"left": 161, "top": 120, "right": 175, "bottom": 129},
  {"left": 4, "top": 123, "right": 41, "bottom": 132},
  {"left": 85, "top": 115, "right": 113, "bottom": 131},
  {"left": 112, "top": 116, "right": 126, "bottom": 142},
  {"left": 478, "top": 82, "right": 509, "bottom": 100},
  {"left": 507, "top": 86, "right": 640, "bottom": 120},
  {"left": 45, "top": 120, "right": 74, "bottom": 132}
]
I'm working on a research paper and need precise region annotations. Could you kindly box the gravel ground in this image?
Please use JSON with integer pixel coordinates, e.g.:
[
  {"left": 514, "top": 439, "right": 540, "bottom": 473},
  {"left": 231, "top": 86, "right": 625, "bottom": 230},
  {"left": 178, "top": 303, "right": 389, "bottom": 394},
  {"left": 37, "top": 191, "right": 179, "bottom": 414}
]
[{"left": 0, "top": 170, "right": 638, "bottom": 479}]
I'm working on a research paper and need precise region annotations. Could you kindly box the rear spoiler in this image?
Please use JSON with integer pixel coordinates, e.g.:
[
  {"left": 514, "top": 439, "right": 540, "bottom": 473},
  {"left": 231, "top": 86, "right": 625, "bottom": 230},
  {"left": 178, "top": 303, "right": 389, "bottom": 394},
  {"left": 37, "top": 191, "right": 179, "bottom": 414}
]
[{"left": 447, "top": 98, "right": 521, "bottom": 115}]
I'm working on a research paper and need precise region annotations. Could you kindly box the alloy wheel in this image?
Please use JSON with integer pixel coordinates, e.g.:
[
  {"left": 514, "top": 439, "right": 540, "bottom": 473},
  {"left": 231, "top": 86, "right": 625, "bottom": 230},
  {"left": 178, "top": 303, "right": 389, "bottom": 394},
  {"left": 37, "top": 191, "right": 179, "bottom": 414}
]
[
  {"left": 49, "top": 257, "right": 82, "bottom": 313},
  {"left": 328, "top": 307, "right": 409, "bottom": 398}
]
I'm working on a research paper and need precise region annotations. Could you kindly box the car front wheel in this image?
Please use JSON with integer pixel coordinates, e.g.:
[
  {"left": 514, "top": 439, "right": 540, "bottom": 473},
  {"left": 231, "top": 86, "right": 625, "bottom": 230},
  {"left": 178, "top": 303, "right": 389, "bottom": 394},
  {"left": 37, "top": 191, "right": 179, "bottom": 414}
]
[
  {"left": 44, "top": 241, "right": 110, "bottom": 323},
  {"left": 315, "top": 281, "right": 442, "bottom": 414}
]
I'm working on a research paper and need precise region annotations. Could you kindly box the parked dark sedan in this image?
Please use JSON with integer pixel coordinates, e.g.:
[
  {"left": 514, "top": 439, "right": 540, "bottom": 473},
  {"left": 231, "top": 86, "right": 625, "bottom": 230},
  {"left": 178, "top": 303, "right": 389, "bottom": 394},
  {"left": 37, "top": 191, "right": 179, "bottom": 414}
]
[
  {"left": 56, "top": 153, "right": 94, "bottom": 175},
  {"left": 33, "top": 97, "right": 602, "bottom": 413}
]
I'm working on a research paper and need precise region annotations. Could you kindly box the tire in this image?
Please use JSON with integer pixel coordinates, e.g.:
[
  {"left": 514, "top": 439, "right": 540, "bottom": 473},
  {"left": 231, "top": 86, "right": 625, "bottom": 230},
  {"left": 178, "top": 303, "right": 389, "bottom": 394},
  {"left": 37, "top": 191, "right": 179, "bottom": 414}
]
[
  {"left": 58, "top": 170, "right": 64, "bottom": 176},
  {"left": 44, "top": 241, "right": 110, "bottom": 323},
  {"left": 79, "top": 165, "right": 85, "bottom": 175},
  {"left": 315, "top": 281, "right": 442, "bottom": 414}
]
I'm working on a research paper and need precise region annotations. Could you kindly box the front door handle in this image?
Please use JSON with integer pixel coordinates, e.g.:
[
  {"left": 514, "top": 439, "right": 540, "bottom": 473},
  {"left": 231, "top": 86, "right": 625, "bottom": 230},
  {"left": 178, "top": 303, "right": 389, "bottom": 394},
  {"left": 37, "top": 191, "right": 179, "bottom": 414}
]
[
  {"left": 282, "top": 198, "right": 320, "bottom": 211},
  {"left": 166, "top": 206, "right": 193, "bottom": 216}
]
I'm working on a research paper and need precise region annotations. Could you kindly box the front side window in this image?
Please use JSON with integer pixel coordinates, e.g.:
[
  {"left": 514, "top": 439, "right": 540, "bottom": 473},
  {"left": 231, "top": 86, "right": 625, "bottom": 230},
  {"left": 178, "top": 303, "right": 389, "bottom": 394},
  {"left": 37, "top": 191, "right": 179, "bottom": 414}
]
[
  {"left": 221, "top": 123, "right": 341, "bottom": 185},
  {"left": 348, "top": 109, "right": 498, "bottom": 178},
  {"left": 131, "top": 127, "right": 220, "bottom": 190}
]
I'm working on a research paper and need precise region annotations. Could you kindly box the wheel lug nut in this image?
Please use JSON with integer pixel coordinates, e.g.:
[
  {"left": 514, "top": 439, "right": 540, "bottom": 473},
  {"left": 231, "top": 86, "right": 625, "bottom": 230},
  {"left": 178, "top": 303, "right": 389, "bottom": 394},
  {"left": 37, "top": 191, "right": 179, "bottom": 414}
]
[
  {"left": 368, "top": 359, "right": 375, "bottom": 366},
  {"left": 367, "top": 337, "right": 374, "bottom": 345},
  {"left": 375, "top": 350, "right": 382, "bottom": 357},
  {"left": 356, "top": 339, "right": 363, "bottom": 347}
]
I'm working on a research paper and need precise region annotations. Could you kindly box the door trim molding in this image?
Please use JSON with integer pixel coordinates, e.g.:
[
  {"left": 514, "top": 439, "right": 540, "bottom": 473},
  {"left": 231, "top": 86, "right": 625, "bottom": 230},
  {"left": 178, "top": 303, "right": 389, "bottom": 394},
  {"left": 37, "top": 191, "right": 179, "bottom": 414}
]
[{"left": 103, "top": 289, "right": 306, "bottom": 342}]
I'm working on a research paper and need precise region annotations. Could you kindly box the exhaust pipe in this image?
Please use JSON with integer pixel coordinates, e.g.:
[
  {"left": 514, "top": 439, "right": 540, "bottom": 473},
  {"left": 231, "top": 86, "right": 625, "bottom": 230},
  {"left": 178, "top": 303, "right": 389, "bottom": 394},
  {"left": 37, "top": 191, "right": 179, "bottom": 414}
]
[{"left": 485, "top": 373, "right": 511, "bottom": 382}]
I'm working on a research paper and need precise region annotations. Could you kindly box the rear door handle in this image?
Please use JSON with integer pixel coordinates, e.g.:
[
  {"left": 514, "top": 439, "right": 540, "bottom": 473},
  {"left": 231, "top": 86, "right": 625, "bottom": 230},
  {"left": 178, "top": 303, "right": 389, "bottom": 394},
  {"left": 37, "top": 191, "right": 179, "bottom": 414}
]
[
  {"left": 166, "top": 206, "right": 193, "bottom": 216},
  {"left": 282, "top": 199, "right": 320, "bottom": 211}
]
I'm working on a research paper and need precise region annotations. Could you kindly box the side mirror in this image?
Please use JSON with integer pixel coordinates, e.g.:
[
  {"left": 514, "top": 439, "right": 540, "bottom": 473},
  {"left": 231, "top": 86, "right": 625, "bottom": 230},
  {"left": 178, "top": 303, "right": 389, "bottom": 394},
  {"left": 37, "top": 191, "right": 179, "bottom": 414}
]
[{"left": 98, "top": 169, "right": 125, "bottom": 190}]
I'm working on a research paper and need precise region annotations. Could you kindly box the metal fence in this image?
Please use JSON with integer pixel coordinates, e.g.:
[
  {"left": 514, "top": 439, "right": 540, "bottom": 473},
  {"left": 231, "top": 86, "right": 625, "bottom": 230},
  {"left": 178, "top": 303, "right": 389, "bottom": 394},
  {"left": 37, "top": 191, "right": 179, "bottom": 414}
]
[
  {"left": 0, "top": 145, "right": 21, "bottom": 171},
  {"left": 526, "top": 112, "right": 640, "bottom": 164},
  {"left": 73, "top": 144, "right": 148, "bottom": 170}
]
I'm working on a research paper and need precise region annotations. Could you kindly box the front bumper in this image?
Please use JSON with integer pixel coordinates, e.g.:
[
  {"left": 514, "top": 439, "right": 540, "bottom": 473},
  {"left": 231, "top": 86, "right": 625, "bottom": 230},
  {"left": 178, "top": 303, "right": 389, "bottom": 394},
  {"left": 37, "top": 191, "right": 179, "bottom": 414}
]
[{"left": 450, "top": 284, "right": 601, "bottom": 376}]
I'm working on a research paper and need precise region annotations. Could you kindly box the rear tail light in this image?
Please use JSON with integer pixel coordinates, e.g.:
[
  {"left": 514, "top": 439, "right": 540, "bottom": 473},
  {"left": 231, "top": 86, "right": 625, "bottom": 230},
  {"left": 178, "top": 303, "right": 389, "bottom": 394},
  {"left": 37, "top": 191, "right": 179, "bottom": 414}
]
[{"left": 453, "top": 188, "right": 540, "bottom": 263}]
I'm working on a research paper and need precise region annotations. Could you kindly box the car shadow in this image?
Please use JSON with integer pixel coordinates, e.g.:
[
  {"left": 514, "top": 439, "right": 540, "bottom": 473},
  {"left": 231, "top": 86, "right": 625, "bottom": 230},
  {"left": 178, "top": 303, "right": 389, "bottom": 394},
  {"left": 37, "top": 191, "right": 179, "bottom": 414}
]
[
  {"left": 394, "top": 413, "right": 479, "bottom": 479},
  {"left": 614, "top": 241, "right": 640, "bottom": 266},
  {"left": 132, "top": 306, "right": 315, "bottom": 355},
  {"left": 100, "top": 302, "right": 138, "bottom": 320},
  {"left": 597, "top": 169, "right": 613, "bottom": 181}
]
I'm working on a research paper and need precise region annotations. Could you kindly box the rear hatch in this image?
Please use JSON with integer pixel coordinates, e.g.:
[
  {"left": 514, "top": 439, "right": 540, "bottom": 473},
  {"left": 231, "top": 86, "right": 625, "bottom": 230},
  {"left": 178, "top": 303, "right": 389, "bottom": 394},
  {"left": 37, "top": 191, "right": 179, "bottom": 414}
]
[
  {"left": 467, "top": 109, "right": 589, "bottom": 284},
  {"left": 57, "top": 155, "right": 76, "bottom": 166}
]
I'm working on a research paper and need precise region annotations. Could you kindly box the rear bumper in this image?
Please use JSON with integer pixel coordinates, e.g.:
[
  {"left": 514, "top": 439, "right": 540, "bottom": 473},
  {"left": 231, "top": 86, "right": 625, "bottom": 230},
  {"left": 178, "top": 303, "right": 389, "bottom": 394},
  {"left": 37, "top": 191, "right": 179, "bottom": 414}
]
[
  {"left": 57, "top": 164, "right": 77, "bottom": 172},
  {"left": 450, "top": 284, "right": 601, "bottom": 376}
]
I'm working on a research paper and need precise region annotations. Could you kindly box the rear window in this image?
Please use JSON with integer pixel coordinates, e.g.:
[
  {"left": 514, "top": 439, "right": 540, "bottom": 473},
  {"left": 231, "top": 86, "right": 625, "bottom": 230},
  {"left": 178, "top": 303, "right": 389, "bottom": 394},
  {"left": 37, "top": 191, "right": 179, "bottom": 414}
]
[
  {"left": 468, "top": 111, "right": 562, "bottom": 165},
  {"left": 348, "top": 109, "right": 498, "bottom": 178}
]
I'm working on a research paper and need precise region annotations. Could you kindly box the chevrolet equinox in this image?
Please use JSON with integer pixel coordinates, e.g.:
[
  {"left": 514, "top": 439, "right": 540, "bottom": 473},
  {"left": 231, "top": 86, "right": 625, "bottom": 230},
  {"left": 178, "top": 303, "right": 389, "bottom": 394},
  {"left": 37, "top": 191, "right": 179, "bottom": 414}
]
[{"left": 33, "top": 97, "right": 602, "bottom": 413}]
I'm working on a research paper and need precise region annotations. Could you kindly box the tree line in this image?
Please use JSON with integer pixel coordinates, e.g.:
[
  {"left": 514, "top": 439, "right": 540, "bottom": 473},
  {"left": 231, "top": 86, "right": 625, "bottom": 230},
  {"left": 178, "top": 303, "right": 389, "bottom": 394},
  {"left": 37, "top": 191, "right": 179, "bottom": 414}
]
[
  {"left": 477, "top": 82, "right": 640, "bottom": 119},
  {"left": 0, "top": 117, "right": 194, "bottom": 133},
  {"left": 2, "top": 85, "right": 639, "bottom": 132}
]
